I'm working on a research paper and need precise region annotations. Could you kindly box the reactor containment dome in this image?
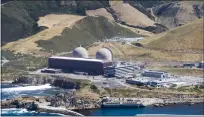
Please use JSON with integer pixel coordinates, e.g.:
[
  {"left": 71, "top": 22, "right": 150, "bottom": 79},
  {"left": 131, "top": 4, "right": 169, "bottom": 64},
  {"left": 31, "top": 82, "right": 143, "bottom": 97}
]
[
  {"left": 96, "top": 48, "right": 112, "bottom": 61},
  {"left": 72, "top": 47, "right": 88, "bottom": 58}
]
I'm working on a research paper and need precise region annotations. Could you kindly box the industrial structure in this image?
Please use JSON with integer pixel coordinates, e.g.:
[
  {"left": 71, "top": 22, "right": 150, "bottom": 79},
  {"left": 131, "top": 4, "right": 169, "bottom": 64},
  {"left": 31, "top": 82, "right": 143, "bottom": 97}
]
[
  {"left": 96, "top": 48, "right": 113, "bottom": 61},
  {"left": 141, "top": 70, "right": 169, "bottom": 78},
  {"left": 72, "top": 47, "right": 89, "bottom": 58},
  {"left": 104, "top": 62, "right": 137, "bottom": 78},
  {"left": 47, "top": 47, "right": 113, "bottom": 75},
  {"left": 183, "top": 63, "right": 196, "bottom": 68},
  {"left": 198, "top": 61, "right": 204, "bottom": 68},
  {"left": 41, "top": 46, "right": 203, "bottom": 88},
  {"left": 125, "top": 77, "right": 201, "bottom": 88}
]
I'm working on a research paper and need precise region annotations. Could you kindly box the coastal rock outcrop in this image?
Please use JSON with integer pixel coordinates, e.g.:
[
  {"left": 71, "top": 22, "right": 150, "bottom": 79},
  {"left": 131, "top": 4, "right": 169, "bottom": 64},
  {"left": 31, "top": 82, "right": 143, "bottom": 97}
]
[
  {"left": 46, "top": 91, "right": 77, "bottom": 108},
  {"left": 13, "top": 75, "right": 85, "bottom": 89},
  {"left": 2, "top": 97, "right": 39, "bottom": 111},
  {"left": 45, "top": 90, "right": 100, "bottom": 109}
]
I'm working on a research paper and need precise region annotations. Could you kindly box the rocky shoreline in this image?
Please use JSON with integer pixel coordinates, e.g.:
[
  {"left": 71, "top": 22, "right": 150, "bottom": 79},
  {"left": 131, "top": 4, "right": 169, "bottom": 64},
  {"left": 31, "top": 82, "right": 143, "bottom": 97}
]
[
  {"left": 2, "top": 75, "right": 204, "bottom": 116},
  {"left": 12, "top": 75, "right": 87, "bottom": 89},
  {"left": 2, "top": 93, "right": 203, "bottom": 116},
  {"left": 1, "top": 85, "right": 101, "bottom": 116}
]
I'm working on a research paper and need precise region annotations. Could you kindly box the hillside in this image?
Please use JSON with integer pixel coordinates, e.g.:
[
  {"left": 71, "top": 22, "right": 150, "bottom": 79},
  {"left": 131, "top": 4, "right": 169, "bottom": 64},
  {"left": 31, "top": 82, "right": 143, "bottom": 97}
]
[
  {"left": 153, "top": 1, "right": 204, "bottom": 29},
  {"left": 1, "top": 0, "right": 109, "bottom": 44},
  {"left": 139, "top": 18, "right": 204, "bottom": 52},
  {"left": 109, "top": 1, "right": 155, "bottom": 27},
  {"left": 87, "top": 42, "right": 203, "bottom": 62},
  {"left": 127, "top": 1, "right": 204, "bottom": 29},
  {"left": 3, "top": 16, "right": 139, "bottom": 55},
  {"left": 2, "top": 0, "right": 203, "bottom": 44},
  {"left": 85, "top": 7, "right": 154, "bottom": 36}
]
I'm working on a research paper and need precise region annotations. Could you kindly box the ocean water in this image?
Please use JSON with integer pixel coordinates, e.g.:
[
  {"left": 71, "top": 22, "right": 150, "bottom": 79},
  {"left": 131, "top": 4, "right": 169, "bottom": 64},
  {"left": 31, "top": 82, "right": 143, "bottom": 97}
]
[
  {"left": 1, "top": 83, "right": 204, "bottom": 116},
  {"left": 1, "top": 83, "right": 65, "bottom": 116},
  {"left": 1, "top": 108, "right": 62, "bottom": 116},
  {"left": 1, "top": 83, "right": 66, "bottom": 100},
  {"left": 88, "top": 103, "right": 204, "bottom": 116}
]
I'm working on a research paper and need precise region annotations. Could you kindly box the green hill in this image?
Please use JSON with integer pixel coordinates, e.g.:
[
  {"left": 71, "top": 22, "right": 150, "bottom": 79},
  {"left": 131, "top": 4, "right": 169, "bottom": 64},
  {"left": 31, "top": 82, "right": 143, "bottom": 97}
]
[{"left": 36, "top": 16, "right": 139, "bottom": 52}]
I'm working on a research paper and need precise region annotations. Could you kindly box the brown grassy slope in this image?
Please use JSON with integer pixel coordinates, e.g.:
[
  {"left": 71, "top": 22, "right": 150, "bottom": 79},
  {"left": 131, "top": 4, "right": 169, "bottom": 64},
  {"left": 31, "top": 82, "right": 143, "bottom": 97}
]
[
  {"left": 3, "top": 14, "right": 85, "bottom": 55},
  {"left": 109, "top": 1, "right": 155, "bottom": 27},
  {"left": 85, "top": 7, "right": 155, "bottom": 37},
  {"left": 139, "top": 18, "right": 204, "bottom": 51},
  {"left": 87, "top": 42, "right": 203, "bottom": 62},
  {"left": 155, "top": 1, "right": 204, "bottom": 29},
  {"left": 3, "top": 16, "right": 139, "bottom": 55},
  {"left": 86, "top": 8, "right": 115, "bottom": 21}
]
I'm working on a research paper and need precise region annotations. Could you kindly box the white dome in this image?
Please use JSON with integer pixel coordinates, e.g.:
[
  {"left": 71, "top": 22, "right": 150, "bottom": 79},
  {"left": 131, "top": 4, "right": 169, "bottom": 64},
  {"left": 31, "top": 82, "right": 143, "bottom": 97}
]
[
  {"left": 72, "top": 47, "right": 88, "bottom": 58},
  {"left": 96, "top": 48, "right": 112, "bottom": 61}
]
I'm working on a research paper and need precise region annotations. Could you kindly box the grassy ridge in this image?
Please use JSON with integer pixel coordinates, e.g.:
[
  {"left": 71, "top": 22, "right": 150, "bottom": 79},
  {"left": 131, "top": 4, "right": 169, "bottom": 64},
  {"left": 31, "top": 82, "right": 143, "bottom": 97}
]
[{"left": 36, "top": 16, "right": 139, "bottom": 52}]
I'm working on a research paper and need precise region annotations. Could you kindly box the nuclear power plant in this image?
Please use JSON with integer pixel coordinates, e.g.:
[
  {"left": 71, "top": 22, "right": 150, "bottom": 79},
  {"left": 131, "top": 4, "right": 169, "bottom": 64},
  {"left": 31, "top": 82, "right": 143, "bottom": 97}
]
[
  {"left": 40, "top": 46, "right": 203, "bottom": 88},
  {"left": 46, "top": 47, "right": 113, "bottom": 75}
]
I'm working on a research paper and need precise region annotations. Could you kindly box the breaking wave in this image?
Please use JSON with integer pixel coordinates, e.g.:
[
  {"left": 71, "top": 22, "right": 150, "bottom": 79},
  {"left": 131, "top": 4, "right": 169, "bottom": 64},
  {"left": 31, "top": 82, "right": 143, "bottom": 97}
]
[
  {"left": 1, "top": 108, "right": 63, "bottom": 116},
  {"left": 2, "top": 84, "right": 52, "bottom": 92}
]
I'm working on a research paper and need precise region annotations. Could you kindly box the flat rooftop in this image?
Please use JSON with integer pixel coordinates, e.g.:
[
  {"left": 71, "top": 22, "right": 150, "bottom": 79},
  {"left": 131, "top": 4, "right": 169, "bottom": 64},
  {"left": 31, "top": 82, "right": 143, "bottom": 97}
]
[{"left": 49, "top": 56, "right": 112, "bottom": 63}]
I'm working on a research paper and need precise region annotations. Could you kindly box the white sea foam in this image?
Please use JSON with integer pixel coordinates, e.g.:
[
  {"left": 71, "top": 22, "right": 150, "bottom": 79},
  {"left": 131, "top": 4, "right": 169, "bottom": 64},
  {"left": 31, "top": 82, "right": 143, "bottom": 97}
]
[
  {"left": 2, "top": 84, "right": 52, "bottom": 92},
  {"left": 1, "top": 108, "right": 64, "bottom": 116},
  {"left": 1, "top": 108, "right": 28, "bottom": 114}
]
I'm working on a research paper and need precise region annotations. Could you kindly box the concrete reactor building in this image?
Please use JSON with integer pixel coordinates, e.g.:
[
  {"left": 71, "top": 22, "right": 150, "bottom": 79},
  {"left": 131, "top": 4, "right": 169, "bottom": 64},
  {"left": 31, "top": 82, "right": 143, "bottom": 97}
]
[
  {"left": 96, "top": 48, "right": 113, "bottom": 61},
  {"left": 72, "top": 47, "right": 89, "bottom": 58},
  {"left": 48, "top": 47, "right": 113, "bottom": 75}
]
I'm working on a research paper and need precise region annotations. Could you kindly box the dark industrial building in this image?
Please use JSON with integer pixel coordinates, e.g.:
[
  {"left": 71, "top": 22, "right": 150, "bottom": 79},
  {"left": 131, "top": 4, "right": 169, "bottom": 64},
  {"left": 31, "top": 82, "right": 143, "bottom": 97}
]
[
  {"left": 198, "top": 61, "right": 204, "bottom": 68},
  {"left": 142, "top": 70, "right": 168, "bottom": 78},
  {"left": 45, "top": 47, "right": 113, "bottom": 75},
  {"left": 183, "top": 63, "right": 196, "bottom": 68},
  {"left": 48, "top": 56, "right": 112, "bottom": 75}
]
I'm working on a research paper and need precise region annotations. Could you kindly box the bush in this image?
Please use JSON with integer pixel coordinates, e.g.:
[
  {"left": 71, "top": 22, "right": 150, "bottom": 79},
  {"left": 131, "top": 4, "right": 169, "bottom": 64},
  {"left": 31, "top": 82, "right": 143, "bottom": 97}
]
[
  {"left": 133, "top": 42, "right": 143, "bottom": 47},
  {"left": 90, "top": 84, "right": 98, "bottom": 90}
]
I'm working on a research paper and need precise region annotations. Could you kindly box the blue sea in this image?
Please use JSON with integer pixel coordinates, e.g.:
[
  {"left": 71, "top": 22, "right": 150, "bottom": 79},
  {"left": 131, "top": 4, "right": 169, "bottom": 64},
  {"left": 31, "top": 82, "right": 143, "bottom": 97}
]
[{"left": 1, "top": 83, "right": 204, "bottom": 116}]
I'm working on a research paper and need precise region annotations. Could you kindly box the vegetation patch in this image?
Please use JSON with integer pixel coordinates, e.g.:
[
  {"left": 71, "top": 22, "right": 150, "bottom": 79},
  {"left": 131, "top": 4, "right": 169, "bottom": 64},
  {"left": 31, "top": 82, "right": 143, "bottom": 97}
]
[{"left": 1, "top": 50, "right": 48, "bottom": 81}]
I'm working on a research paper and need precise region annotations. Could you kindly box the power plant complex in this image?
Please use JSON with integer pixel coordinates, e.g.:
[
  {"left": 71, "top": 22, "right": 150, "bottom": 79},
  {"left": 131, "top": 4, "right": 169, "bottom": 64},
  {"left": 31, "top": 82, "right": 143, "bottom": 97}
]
[
  {"left": 47, "top": 47, "right": 113, "bottom": 75},
  {"left": 40, "top": 46, "right": 203, "bottom": 88}
]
